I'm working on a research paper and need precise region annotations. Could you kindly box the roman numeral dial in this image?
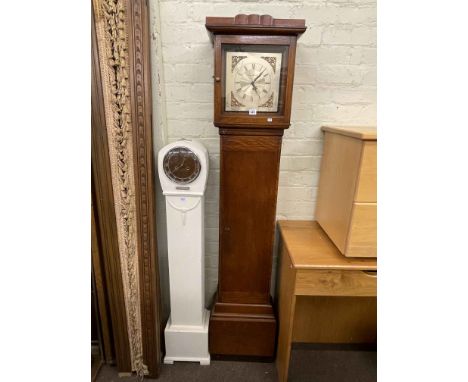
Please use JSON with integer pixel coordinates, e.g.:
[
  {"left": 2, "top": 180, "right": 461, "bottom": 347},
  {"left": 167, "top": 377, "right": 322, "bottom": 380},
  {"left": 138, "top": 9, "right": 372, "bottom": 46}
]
[{"left": 225, "top": 51, "right": 282, "bottom": 112}]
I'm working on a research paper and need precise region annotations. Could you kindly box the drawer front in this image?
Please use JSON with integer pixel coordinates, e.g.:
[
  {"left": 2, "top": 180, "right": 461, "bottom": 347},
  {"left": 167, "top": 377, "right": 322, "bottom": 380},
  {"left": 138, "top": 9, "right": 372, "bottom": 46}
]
[
  {"left": 346, "top": 202, "right": 377, "bottom": 258},
  {"left": 355, "top": 141, "right": 377, "bottom": 202},
  {"left": 295, "top": 269, "right": 377, "bottom": 297}
]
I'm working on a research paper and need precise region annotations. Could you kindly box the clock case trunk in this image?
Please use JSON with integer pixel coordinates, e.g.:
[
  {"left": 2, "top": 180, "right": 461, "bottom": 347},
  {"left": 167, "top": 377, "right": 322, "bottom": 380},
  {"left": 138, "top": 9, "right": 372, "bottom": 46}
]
[{"left": 206, "top": 15, "right": 306, "bottom": 358}]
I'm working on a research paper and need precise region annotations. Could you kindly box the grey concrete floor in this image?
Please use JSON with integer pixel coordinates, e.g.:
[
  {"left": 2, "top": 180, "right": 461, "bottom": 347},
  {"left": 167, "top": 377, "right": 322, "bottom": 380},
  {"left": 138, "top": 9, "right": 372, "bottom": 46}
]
[{"left": 96, "top": 347, "right": 376, "bottom": 382}]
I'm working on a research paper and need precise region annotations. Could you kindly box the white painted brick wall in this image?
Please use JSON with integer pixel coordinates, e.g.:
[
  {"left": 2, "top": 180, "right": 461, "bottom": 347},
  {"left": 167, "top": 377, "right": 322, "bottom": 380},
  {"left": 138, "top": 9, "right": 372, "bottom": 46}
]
[{"left": 149, "top": 0, "right": 377, "bottom": 307}]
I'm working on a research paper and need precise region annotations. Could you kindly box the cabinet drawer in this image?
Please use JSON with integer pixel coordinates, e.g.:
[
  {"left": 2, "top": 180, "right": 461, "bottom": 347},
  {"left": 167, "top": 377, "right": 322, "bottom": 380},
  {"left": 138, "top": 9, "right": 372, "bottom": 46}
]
[{"left": 295, "top": 269, "right": 377, "bottom": 296}]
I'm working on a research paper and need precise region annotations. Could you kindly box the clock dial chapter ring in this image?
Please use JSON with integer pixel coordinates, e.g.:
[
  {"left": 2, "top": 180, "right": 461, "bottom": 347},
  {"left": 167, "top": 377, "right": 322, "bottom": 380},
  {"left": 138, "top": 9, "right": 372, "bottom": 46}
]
[
  {"left": 233, "top": 58, "right": 273, "bottom": 108},
  {"left": 224, "top": 50, "right": 283, "bottom": 113},
  {"left": 163, "top": 147, "right": 202, "bottom": 185}
]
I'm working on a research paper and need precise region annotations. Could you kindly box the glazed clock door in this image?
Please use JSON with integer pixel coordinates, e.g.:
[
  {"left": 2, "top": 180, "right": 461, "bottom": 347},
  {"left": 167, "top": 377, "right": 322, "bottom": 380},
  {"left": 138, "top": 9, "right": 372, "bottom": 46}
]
[
  {"left": 215, "top": 36, "right": 294, "bottom": 127},
  {"left": 213, "top": 35, "right": 297, "bottom": 128}
]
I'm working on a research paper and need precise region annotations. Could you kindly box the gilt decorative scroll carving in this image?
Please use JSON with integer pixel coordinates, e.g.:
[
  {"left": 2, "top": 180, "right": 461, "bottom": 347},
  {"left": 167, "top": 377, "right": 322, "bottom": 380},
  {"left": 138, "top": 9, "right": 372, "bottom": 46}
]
[{"left": 92, "top": 0, "right": 161, "bottom": 377}]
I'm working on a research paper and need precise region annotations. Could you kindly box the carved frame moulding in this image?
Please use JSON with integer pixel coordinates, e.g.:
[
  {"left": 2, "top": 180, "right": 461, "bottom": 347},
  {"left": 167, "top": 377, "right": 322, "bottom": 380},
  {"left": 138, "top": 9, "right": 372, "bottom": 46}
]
[
  {"left": 92, "top": 12, "right": 132, "bottom": 373},
  {"left": 92, "top": 0, "right": 161, "bottom": 377}
]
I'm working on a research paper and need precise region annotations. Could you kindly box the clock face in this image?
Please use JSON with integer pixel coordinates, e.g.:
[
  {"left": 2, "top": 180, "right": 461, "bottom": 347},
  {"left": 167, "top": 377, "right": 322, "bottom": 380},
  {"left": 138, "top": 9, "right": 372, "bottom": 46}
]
[
  {"left": 225, "top": 51, "right": 282, "bottom": 113},
  {"left": 163, "top": 147, "right": 201, "bottom": 185}
]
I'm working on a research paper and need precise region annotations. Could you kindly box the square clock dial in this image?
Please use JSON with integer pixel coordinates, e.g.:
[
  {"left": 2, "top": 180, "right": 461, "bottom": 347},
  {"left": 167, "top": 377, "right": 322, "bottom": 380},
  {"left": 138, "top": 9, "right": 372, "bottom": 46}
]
[{"left": 225, "top": 51, "right": 282, "bottom": 113}]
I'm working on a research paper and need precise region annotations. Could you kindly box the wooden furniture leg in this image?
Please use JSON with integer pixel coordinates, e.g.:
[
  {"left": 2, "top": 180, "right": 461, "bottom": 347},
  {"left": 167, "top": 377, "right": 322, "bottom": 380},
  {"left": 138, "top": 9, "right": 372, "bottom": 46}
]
[
  {"left": 275, "top": 221, "right": 377, "bottom": 381},
  {"left": 276, "top": 246, "right": 297, "bottom": 382}
]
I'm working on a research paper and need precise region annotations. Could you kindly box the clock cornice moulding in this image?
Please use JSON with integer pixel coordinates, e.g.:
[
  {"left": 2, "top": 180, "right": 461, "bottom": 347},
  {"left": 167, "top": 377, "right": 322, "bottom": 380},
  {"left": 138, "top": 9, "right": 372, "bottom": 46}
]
[{"left": 205, "top": 14, "right": 306, "bottom": 37}]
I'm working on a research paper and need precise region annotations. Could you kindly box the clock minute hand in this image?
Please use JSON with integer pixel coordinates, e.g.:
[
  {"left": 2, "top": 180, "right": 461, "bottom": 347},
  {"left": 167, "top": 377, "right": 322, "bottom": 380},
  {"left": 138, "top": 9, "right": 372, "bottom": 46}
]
[
  {"left": 252, "top": 68, "right": 266, "bottom": 84},
  {"left": 173, "top": 157, "right": 186, "bottom": 171}
]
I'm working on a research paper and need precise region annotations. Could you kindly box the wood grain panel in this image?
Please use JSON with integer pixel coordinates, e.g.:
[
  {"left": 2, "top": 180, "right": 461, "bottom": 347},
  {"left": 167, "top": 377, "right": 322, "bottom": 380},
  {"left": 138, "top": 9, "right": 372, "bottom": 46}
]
[
  {"left": 218, "top": 134, "right": 282, "bottom": 304},
  {"left": 315, "top": 133, "right": 362, "bottom": 253},
  {"left": 295, "top": 269, "right": 377, "bottom": 297},
  {"left": 346, "top": 203, "right": 377, "bottom": 258},
  {"left": 292, "top": 296, "right": 377, "bottom": 343},
  {"left": 355, "top": 141, "right": 377, "bottom": 202},
  {"left": 209, "top": 315, "right": 276, "bottom": 356},
  {"left": 222, "top": 135, "right": 281, "bottom": 151}
]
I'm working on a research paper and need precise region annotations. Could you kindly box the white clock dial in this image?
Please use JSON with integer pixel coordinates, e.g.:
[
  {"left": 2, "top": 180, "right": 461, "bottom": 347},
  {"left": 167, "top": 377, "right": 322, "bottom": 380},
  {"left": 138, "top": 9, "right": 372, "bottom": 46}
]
[
  {"left": 233, "top": 59, "right": 272, "bottom": 108},
  {"left": 225, "top": 51, "right": 282, "bottom": 112}
]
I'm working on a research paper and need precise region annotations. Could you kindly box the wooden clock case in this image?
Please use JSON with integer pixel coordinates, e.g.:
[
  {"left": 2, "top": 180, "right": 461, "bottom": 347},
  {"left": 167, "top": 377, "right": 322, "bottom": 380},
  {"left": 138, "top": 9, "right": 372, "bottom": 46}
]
[{"left": 206, "top": 14, "right": 306, "bottom": 357}]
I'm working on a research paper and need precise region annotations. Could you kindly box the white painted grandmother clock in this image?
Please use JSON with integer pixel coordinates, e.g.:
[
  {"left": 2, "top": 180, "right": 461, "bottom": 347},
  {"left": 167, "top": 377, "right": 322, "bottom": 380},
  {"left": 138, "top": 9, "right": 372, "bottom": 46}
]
[{"left": 158, "top": 139, "right": 210, "bottom": 365}]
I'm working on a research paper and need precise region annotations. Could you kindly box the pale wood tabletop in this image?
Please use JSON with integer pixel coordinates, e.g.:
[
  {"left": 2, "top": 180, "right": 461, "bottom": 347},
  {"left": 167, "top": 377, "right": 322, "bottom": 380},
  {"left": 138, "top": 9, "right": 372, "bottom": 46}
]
[{"left": 278, "top": 221, "right": 377, "bottom": 270}]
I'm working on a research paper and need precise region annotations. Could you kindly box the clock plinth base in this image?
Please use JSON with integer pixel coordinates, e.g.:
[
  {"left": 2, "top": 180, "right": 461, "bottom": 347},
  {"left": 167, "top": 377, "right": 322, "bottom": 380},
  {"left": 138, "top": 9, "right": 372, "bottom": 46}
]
[
  {"left": 164, "top": 309, "right": 211, "bottom": 365},
  {"left": 209, "top": 298, "right": 277, "bottom": 357}
]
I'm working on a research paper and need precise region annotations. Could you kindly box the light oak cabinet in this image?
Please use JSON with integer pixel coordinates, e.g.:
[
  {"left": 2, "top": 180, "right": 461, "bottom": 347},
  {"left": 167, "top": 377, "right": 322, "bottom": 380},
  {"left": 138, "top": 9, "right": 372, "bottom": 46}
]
[{"left": 315, "top": 126, "right": 377, "bottom": 258}]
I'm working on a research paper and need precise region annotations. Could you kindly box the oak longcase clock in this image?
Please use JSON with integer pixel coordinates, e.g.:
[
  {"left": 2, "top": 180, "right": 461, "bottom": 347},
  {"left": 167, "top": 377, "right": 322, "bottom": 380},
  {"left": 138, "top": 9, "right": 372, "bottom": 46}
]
[{"left": 206, "top": 14, "right": 306, "bottom": 358}]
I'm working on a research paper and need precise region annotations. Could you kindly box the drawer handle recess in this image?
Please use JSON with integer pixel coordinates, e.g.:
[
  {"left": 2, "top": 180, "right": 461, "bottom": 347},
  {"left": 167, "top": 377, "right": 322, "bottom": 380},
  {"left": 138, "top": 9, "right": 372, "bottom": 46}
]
[{"left": 362, "top": 270, "right": 377, "bottom": 277}]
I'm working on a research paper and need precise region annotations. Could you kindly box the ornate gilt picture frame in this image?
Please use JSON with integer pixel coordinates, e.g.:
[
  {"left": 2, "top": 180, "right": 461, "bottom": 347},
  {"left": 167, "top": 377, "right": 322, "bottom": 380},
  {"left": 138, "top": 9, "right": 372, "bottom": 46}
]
[{"left": 92, "top": 0, "right": 161, "bottom": 377}]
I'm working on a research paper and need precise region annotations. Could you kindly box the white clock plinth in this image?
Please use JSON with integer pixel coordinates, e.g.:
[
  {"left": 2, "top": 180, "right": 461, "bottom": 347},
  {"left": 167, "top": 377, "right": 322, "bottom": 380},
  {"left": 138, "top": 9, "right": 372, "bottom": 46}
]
[
  {"left": 158, "top": 140, "right": 210, "bottom": 366},
  {"left": 163, "top": 310, "right": 210, "bottom": 365}
]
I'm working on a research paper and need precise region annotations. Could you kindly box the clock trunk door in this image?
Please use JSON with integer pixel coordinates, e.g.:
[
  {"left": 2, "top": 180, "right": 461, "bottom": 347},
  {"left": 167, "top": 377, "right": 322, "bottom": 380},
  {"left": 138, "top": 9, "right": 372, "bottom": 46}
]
[{"left": 218, "top": 135, "right": 282, "bottom": 304}]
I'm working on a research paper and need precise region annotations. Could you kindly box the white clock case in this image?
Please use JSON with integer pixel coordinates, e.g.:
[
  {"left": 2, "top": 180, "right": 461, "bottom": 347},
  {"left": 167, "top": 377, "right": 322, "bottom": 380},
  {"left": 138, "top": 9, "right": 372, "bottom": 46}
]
[{"left": 157, "top": 139, "right": 210, "bottom": 365}]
